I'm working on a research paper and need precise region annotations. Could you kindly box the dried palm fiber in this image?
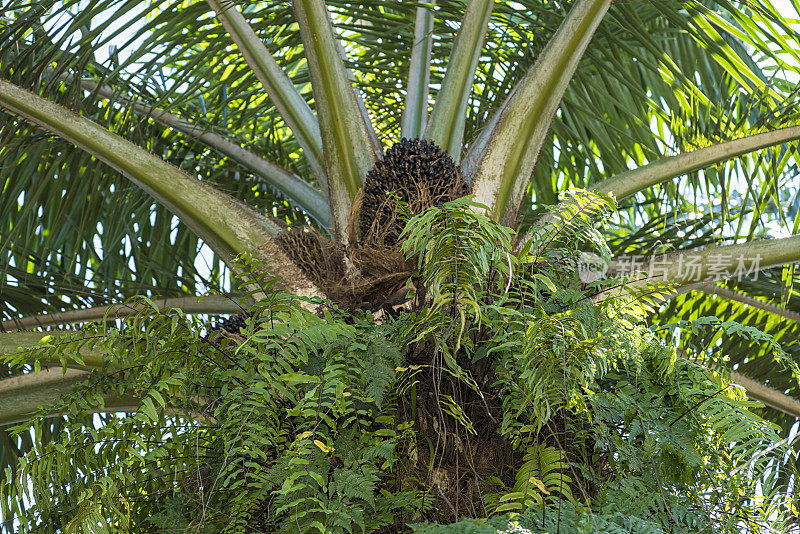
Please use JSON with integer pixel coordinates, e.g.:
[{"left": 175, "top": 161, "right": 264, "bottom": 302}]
[
  {"left": 276, "top": 220, "right": 409, "bottom": 308},
  {"left": 276, "top": 226, "right": 346, "bottom": 297},
  {"left": 275, "top": 225, "right": 384, "bottom": 308}
]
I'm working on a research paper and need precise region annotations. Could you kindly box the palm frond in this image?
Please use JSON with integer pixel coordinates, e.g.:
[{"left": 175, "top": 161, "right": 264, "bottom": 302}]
[
  {"left": 471, "top": 0, "right": 612, "bottom": 227},
  {"left": 400, "top": 0, "right": 436, "bottom": 139},
  {"left": 73, "top": 76, "right": 333, "bottom": 228},
  {"left": 0, "top": 81, "right": 281, "bottom": 263},
  {"left": 207, "top": 0, "right": 327, "bottom": 184},
  {"left": 293, "top": 0, "right": 382, "bottom": 239},
  {"left": 0, "top": 294, "right": 249, "bottom": 332},
  {"left": 424, "top": 0, "right": 492, "bottom": 158},
  {"left": 657, "top": 279, "right": 800, "bottom": 433}
]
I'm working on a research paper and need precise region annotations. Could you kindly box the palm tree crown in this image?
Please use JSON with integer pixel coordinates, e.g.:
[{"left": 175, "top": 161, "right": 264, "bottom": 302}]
[{"left": 1, "top": 0, "right": 800, "bottom": 528}]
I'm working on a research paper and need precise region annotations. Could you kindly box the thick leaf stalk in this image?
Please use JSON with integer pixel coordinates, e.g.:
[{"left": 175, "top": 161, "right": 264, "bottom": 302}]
[
  {"left": 0, "top": 369, "right": 142, "bottom": 425},
  {"left": 425, "top": 0, "right": 493, "bottom": 159},
  {"left": 0, "top": 295, "right": 249, "bottom": 332},
  {"left": 697, "top": 284, "right": 800, "bottom": 325},
  {"left": 519, "top": 126, "right": 800, "bottom": 249},
  {"left": 81, "top": 78, "right": 332, "bottom": 229},
  {"left": 592, "top": 126, "right": 800, "bottom": 199},
  {"left": 0, "top": 332, "right": 105, "bottom": 369},
  {"left": 609, "top": 235, "right": 800, "bottom": 287},
  {"left": 293, "top": 0, "right": 382, "bottom": 241},
  {"left": 401, "top": 0, "right": 436, "bottom": 139},
  {"left": 0, "top": 81, "right": 270, "bottom": 258},
  {"left": 0, "top": 80, "right": 323, "bottom": 298},
  {"left": 471, "top": 0, "right": 612, "bottom": 226}
]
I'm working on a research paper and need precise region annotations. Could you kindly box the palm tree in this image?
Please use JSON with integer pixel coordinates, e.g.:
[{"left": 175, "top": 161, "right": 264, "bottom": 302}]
[{"left": 1, "top": 0, "right": 800, "bottom": 522}]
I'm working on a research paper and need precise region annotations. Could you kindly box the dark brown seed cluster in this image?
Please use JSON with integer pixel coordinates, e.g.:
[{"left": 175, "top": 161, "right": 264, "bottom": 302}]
[
  {"left": 212, "top": 312, "right": 252, "bottom": 335},
  {"left": 359, "top": 138, "right": 468, "bottom": 246}
]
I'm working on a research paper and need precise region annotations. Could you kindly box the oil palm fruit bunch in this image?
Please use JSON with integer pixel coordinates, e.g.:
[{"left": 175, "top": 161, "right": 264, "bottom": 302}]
[{"left": 359, "top": 138, "right": 468, "bottom": 247}]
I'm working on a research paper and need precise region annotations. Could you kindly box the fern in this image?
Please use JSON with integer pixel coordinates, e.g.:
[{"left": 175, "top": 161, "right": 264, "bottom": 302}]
[{"left": 495, "top": 443, "right": 576, "bottom": 513}]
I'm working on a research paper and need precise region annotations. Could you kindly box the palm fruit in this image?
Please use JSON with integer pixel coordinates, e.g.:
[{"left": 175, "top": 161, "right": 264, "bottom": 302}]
[
  {"left": 212, "top": 312, "right": 252, "bottom": 335},
  {"left": 359, "top": 138, "right": 468, "bottom": 246}
]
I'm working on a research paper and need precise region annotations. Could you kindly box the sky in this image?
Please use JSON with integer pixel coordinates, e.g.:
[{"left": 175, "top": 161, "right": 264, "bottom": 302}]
[{"left": 774, "top": 0, "right": 799, "bottom": 17}]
